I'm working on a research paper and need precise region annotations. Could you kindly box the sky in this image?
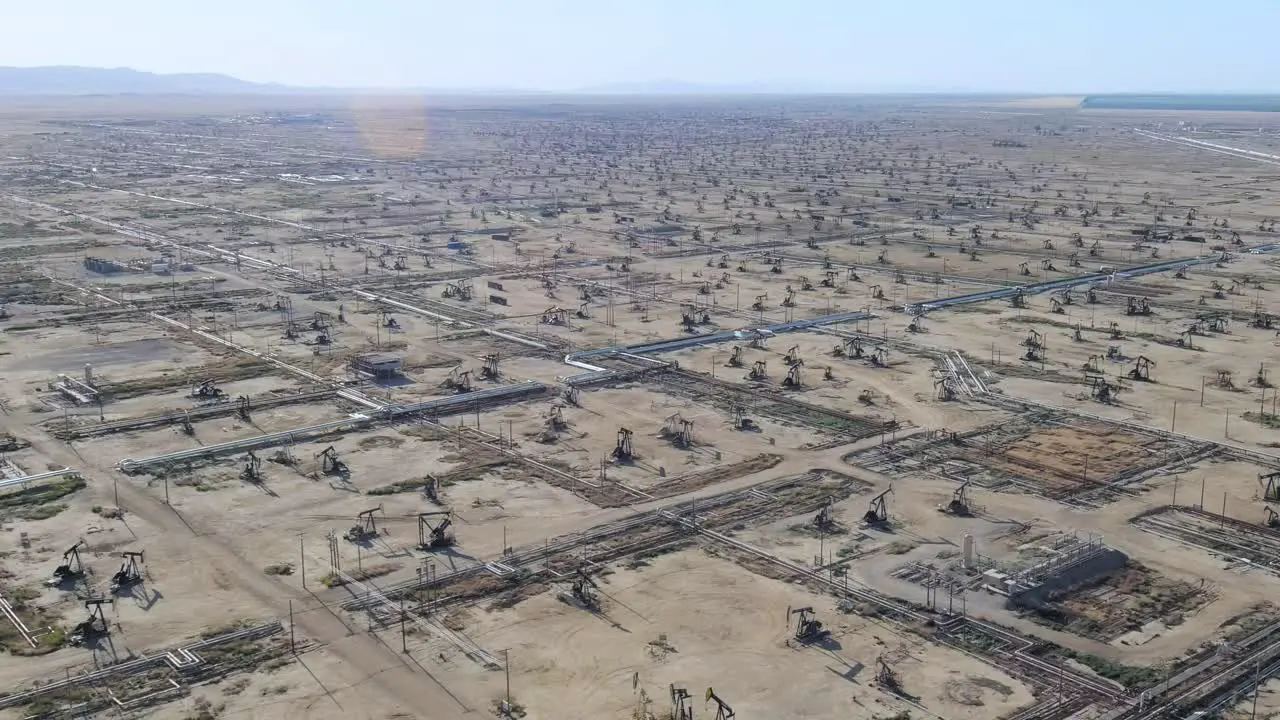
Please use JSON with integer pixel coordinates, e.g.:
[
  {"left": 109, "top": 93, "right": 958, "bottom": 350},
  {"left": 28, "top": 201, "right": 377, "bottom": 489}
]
[{"left": 1, "top": 0, "right": 1277, "bottom": 93}]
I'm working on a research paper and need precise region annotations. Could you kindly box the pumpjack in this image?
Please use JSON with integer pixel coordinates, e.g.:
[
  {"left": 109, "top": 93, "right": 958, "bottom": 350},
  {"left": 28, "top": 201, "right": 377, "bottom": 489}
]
[
  {"left": 612, "top": 428, "right": 634, "bottom": 461},
  {"left": 705, "top": 688, "right": 735, "bottom": 720},
  {"left": 317, "top": 445, "right": 347, "bottom": 475},
  {"left": 479, "top": 353, "right": 500, "bottom": 380},
  {"left": 47, "top": 540, "right": 86, "bottom": 587},
  {"left": 1265, "top": 506, "right": 1279, "bottom": 529},
  {"left": 782, "top": 361, "right": 804, "bottom": 388},
  {"left": 671, "top": 685, "right": 694, "bottom": 720},
  {"left": 417, "top": 511, "right": 456, "bottom": 549},
  {"left": 1126, "top": 297, "right": 1150, "bottom": 315},
  {"left": 69, "top": 597, "right": 112, "bottom": 646},
  {"left": 941, "top": 481, "right": 972, "bottom": 516},
  {"left": 748, "top": 360, "right": 768, "bottom": 380},
  {"left": 727, "top": 345, "right": 744, "bottom": 367},
  {"left": 1260, "top": 471, "right": 1280, "bottom": 502},
  {"left": 344, "top": 506, "right": 383, "bottom": 543},
  {"left": 813, "top": 498, "right": 836, "bottom": 531},
  {"left": 834, "top": 337, "right": 864, "bottom": 359},
  {"left": 191, "top": 379, "right": 225, "bottom": 401},
  {"left": 110, "top": 551, "right": 144, "bottom": 593},
  {"left": 783, "top": 345, "right": 801, "bottom": 365},
  {"left": 563, "top": 567, "right": 601, "bottom": 610},
  {"left": 864, "top": 487, "right": 893, "bottom": 525},
  {"left": 1129, "top": 355, "right": 1155, "bottom": 382},
  {"left": 788, "top": 605, "right": 829, "bottom": 642},
  {"left": 442, "top": 367, "right": 473, "bottom": 393},
  {"left": 242, "top": 451, "right": 263, "bottom": 482}
]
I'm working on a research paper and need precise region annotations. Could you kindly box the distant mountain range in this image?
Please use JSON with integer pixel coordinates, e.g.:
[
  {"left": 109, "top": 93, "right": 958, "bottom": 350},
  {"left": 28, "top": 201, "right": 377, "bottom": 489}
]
[{"left": 0, "top": 66, "right": 288, "bottom": 95}]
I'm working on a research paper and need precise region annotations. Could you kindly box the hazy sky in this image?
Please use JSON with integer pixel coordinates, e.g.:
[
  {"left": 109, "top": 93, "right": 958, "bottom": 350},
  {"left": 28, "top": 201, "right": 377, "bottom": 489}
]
[{"left": 2, "top": 0, "right": 1276, "bottom": 92}]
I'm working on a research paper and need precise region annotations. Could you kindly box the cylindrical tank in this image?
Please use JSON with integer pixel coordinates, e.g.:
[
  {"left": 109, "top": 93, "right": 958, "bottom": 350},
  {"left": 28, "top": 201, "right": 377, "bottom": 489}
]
[{"left": 962, "top": 533, "right": 976, "bottom": 569}]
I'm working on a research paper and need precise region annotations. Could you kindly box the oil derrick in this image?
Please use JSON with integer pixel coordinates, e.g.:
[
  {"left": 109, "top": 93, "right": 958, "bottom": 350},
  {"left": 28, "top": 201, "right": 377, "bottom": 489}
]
[
  {"left": 480, "top": 353, "right": 500, "bottom": 380},
  {"left": 242, "top": 451, "right": 263, "bottom": 482},
  {"left": 1126, "top": 297, "right": 1152, "bottom": 316},
  {"left": 110, "top": 551, "right": 144, "bottom": 593},
  {"left": 69, "top": 597, "right": 113, "bottom": 646},
  {"left": 47, "top": 540, "right": 86, "bottom": 587},
  {"left": 1261, "top": 471, "right": 1280, "bottom": 502},
  {"left": 788, "top": 605, "right": 829, "bottom": 642},
  {"left": 782, "top": 360, "right": 804, "bottom": 388},
  {"left": 782, "top": 285, "right": 797, "bottom": 307},
  {"left": 1129, "top": 355, "right": 1155, "bottom": 382},
  {"left": 671, "top": 686, "right": 694, "bottom": 720},
  {"left": 864, "top": 486, "right": 893, "bottom": 525},
  {"left": 751, "top": 294, "right": 768, "bottom": 311},
  {"left": 1024, "top": 329, "right": 1044, "bottom": 350},
  {"left": 705, "top": 688, "right": 735, "bottom": 720},
  {"left": 417, "top": 511, "right": 455, "bottom": 550},
  {"left": 612, "top": 428, "right": 634, "bottom": 461},
  {"left": 727, "top": 346, "right": 744, "bottom": 367},
  {"left": 748, "top": 360, "right": 768, "bottom": 380},
  {"left": 316, "top": 446, "right": 347, "bottom": 475},
  {"left": 344, "top": 506, "right": 383, "bottom": 543}
]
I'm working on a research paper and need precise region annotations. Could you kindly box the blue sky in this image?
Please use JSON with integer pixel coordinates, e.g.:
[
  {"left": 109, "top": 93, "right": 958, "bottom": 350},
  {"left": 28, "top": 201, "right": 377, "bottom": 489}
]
[{"left": 1, "top": 0, "right": 1276, "bottom": 92}]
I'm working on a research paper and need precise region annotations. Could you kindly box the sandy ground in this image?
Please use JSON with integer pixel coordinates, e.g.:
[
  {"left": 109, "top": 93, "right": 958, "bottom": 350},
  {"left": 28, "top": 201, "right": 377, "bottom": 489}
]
[{"left": 2, "top": 96, "right": 1280, "bottom": 718}]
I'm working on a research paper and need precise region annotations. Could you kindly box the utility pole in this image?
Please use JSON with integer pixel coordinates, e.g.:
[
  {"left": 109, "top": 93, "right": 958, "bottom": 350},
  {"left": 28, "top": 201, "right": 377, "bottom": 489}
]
[{"left": 299, "top": 536, "right": 306, "bottom": 588}]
